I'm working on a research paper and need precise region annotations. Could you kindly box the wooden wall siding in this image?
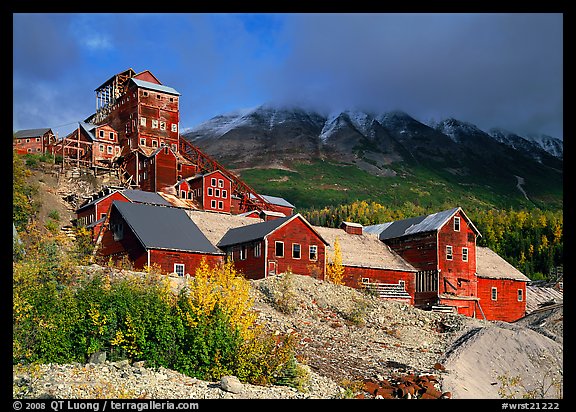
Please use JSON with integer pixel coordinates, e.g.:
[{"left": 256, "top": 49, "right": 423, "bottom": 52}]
[
  {"left": 270, "top": 204, "right": 294, "bottom": 217},
  {"left": 437, "top": 211, "right": 478, "bottom": 298},
  {"left": 14, "top": 136, "right": 45, "bottom": 155},
  {"left": 438, "top": 296, "right": 477, "bottom": 318},
  {"left": 386, "top": 232, "right": 438, "bottom": 271},
  {"left": 203, "top": 171, "right": 232, "bottom": 213},
  {"left": 155, "top": 148, "right": 178, "bottom": 192},
  {"left": 476, "top": 278, "right": 527, "bottom": 322},
  {"left": 226, "top": 241, "right": 266, "bottom": 280},
  {"left": 137, "top": 88, "right": 179, "bottom": 147},
  {"left": 179, "top": 163, "right": 198, "bottom": 180},
  {"left": 98, "top": 220, "right": 146, "bottom": 263},
  {"left": 148, "top": 249, "right": 223, "bottom": 275},
  {"left": 342, "top": 267, "right": 415, "bottom": 305},
  {"left": 265, "top": 218, "right": 326, "bottom": 278},
  {"left": 77, "top": 191, "right": 129, "bottom": 239}
]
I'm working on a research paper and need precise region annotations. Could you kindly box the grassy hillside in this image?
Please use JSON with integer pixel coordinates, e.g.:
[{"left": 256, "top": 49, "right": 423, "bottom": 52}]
[{"left": 234, "top": 160, "right": 563, "bottom": 213}]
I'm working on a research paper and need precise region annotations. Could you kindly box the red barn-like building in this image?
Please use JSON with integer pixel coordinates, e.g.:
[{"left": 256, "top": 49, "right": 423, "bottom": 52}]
[
  {"left": 98, "top": 201, "right": 224, "bottom": 274},
  {"left": 187, "top": 170, "right": 233, "bottom": 213},
  {"left": 475, "top": 246, "right": 530, "bottom": 322},
  {"left": 217, "top": 214, "right": 328, "bottom": 279},
  {"left": 13, "top": 128, "right": 56, "bottom": 155}
]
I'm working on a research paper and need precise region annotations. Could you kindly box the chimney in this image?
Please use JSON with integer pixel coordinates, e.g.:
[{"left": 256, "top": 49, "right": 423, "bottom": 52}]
[{"left": 340, "top": 221, "right": 363, "bottom": 235}]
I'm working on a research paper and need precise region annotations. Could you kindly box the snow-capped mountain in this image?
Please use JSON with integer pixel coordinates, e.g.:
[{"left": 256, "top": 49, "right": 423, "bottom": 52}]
[
  {"left": 525, "top": 134, "right": 563, "bottom": 159},
  {"left": 182, "top": 104, "right": 563, "bottom": 183}
]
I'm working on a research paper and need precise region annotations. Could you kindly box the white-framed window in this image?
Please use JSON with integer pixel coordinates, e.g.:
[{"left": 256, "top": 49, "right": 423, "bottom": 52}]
[
  {"left": 491, "top": 287, "right": 498, "bottom": 301},
  {"left": 309, "top": 245, "right": 318, "bottom": 261},
  {"left": 218, "top": 201, "right": 223, "bottom": 210},
  {"left": 140, "top": 138, "right": 146, "bottom": 146},
  {"left": 399, "top": 280, "right": 406, "bottom": 289},
  {"left": 218, "top": 179, "right": 224, "bottom": 188},
  {"left": 109, "top": 132, "right": 114, "bottom": 140},
  {"left": 181, "top": 190, "right": 186, "bottom": 198},
  {"left": 207, "top": 187, "right": 213, "bottom": 196},
  {"left": 254, "top": 243, "right": 261, "bottom": 258},
  {"left": 361, "top": 277, "right": 370, "bottom": 284},
  {"left": 152, "top": 119, "right": 158, "bottom": 129},
  {"left": 152, "top": 140, "right": 158, "bottom": 147},
  {"left": 275, "top": 241, "right": 284, "bottom": 258},
  {"left": 210, "top": 199, "right": 217, "bottom": 209},
  {"left": 112, "top": 221, "right": 124, "bottom": 241},
  {"left": 171, "top": 123, "right": 178, "bottom": 132},
  {"left": 239, "top": 245, "right": 247, "bottom": 260},
  {"left": 462, "top": 247, "right": 468, "bottom": 262},
  {"left": 160, "top": 121, "right": 166, "bottom": 131},
  {"left": 99, "top": 144, "right": 104, "bottom": 152},
  {"left": 221, "top": 189, "right": 228, "bottom": 199},
  {"left": 140, "top": 117, "right": 147, "bottom": 127},
  {"left": 143, "top": 91, "right": 149, "bottom": 97},
  {"left": 107, "top": 146, "right": 113, "bottom": 154},
  {"left": 99, "top": 130, "right": 105, "bottom": 138},
  {"left": 211, "top": 178, "right": 217, "bottom": 187},
  {"left": 446, "top": 245, "right": 453, "bottom": 260},
  {"left": 215, "top": 189, "right": 220, "bottom": 197},
  {"left": 517, "top": 289, "right": 523, "bottom": 302},
  {"left": 116, "top": 147, "right": 121, "bottom": 154},
  {"left": 156, "top": 94, "right": 161, "bottom": 99},
  {"left": 174, "top": 263, "right": 185, "bottom": 277},
  {"left": 292, "top": 243, "right": 301, "bottom": 259},
  {"left": 36, "top": 147, "right": 41, "bottom": 152},
  {"left": 26, "top": 138, "right": 30, "bottom": 143},
  {"left": 454, "top": 216, "right": 461, "bottom": 232}
]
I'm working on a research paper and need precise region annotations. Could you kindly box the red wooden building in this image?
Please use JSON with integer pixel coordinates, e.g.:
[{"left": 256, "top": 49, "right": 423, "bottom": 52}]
[
  {"left": 475, "top": 246, "right": 530, "bottom": 322},
  {"left": 217, "top": 214, "right": 328, "bottom": 280},
  {"left": 13, "top": 128, "right": 56, "bottom": 155},
  {"left": 55, "top": 122, "right": 122, "bottom": 170},
  {"left": 76, "top": 187, "right": 172, "bottom": 240},
  {"left": 98, "top": 201, "right": 224, "bottom": 274},
  {"left": 314, "top": 225, "right": 417, "bottom": 304},
  {"left": 364, "top": 207, "right": 531, "bottom": 322},
  {"left": 186, "top": 170, "right": 233, "bottom": 213},
  {"left": 365, "top": 207, "right": 481, "bottom": 315}
]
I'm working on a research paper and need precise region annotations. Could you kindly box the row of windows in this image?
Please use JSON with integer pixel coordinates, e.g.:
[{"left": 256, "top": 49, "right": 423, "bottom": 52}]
[
  {"left": 446, "top": 245, "right": 468, "bottom": 261},
  {"left": 207, "top": 187, "right": 228, "bottom": 199},
  {"left": 491, "top": 287, "right": 524, "bottom": 302},
  {"left": 138, "top": 138, "right": 177, "bottom": 151},
  {"left": 232, "top": 242, "right": 318, "bottom": 261},
  {"left": 98, "top": 130, "right": 116, "bottom": 140},
  {"left": 142, "top": 90, "right": 177, "bottom": 103},
  {"left": 98, "top": 144, "right": 121, "bottom": 155},
  {"left": 15, "top": 138, "right": 41, "bottom": 143},
  {"left": 209, "top": 199, "right": 225, "bottom": 210},
  {"left": 210, "top": 178, "right": 226, "bottom": 188},
  {"left": 140, "top": 117, "right": 178, "bottom": 132}
]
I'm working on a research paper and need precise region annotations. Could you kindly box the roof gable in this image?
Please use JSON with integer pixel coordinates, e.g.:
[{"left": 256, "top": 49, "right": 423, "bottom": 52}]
[
  {"left": 14, "top": 128, "right": 52, "bottom": 139},
  {"left": 111, "top": 201, "right": 221, "bottom": 254},
  {"left": 364, "top": 207, "right": 481, "bottom": 241},
  {"left": 121, "top": 189, "right": 172, "bottom": 206},
  {"left": 217, "top": 214, "right": 327, "bottom": 248},
  {"left": 130, "top": 78, "right": 180, "bottom": 96}
]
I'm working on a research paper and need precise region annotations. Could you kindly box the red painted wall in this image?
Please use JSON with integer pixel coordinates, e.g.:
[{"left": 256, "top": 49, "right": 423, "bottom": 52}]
[
  {"left": 148, "top": 249, "right": 223, "bottom": 275},
  {"left": 154, "top": 147, "right": 178, "bottom": 191},
  {"left": 202, "top": 171, "right": 232, "bottom": 213},
  {"left": 265, "top": 217, "right": 326, "bottom": 278},
  {"left": 437, "top": 211, "right": 478, "bottom": 298},
  {"left": 227, "top": 241, "right": 266, "bottom": 280},
  {"left": 476, "top": 277, "right": 527, "bottom": 322},
  {"left": 386, "top": 232, "right": 438, "bottom": 271}
]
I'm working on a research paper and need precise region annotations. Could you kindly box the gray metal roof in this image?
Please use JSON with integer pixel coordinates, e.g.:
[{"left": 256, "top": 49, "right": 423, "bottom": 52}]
[
  {"left": 14, "top": 128, "right": 52, "bottom": 139},
  {"left": 111, "top": 201, "right": 222, "bottom": 254},
  {"left": 122, "top": 189, "right": 172, "bottom": 206},
  {"left": 250, "top": 193, "right": 295, "bottom": 208},
  {"left": 130, "top": 78, "right": 180, "bottom": 96},
  {"left": 217, "top": 215, "right": 292, "bottom": 248},
  {"left": 363, "top": 207, "right": 480, "bottom": 241},
  {"left": 79, "top": 122, "right": 97, "bottom": 141}
]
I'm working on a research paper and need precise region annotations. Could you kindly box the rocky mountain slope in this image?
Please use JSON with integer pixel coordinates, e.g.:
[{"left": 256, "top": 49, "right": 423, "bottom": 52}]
[{"left": 182, "top": 105, "right": 563, "bottom": 211}]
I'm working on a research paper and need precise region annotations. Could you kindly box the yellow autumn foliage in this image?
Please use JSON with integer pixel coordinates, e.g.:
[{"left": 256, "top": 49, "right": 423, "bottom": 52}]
[
  {"left": 184, "top": 259, "right": 258, "bottom": 339},
  {"left": 326, "top": 237, "right": 345, "bottom": 285}
]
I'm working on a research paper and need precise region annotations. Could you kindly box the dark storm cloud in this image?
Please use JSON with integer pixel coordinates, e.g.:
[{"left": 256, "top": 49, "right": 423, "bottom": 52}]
[{"left": 265, "top": 13, "right": 563, "bottom": 138}]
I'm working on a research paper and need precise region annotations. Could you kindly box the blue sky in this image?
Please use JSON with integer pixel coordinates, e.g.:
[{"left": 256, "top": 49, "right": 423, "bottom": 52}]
[{"left": 13, "top": 13, "right": 563, "bottom": 140}]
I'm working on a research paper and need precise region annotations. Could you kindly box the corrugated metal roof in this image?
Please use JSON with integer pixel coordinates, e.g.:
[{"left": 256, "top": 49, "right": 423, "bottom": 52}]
[
  {"left": 130, "top": 78, "right": 180, "bottom": 96},
  {"left": 122, "top": 189, "right": 172, "bottom": 206},
  {"left": 111, "top": 201, "right": 222, "bottom": 254},
  {"left": 363, "top": 207, "right": 481, "bottom": 241},
  {"left": 250, "top": 193, "right": 295, "bottom": 208},
  {"left": 79, "top": 122, "right": 96, "bottom": 141},
  {"left": 14, "top": 128, "right": 52, "bottom": 138},
  {"left": 217, "top": 215, "right": 292, "bottom": 247},
  {"left": 475, "top": 246, "right": 530, "bottom": 281}
]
